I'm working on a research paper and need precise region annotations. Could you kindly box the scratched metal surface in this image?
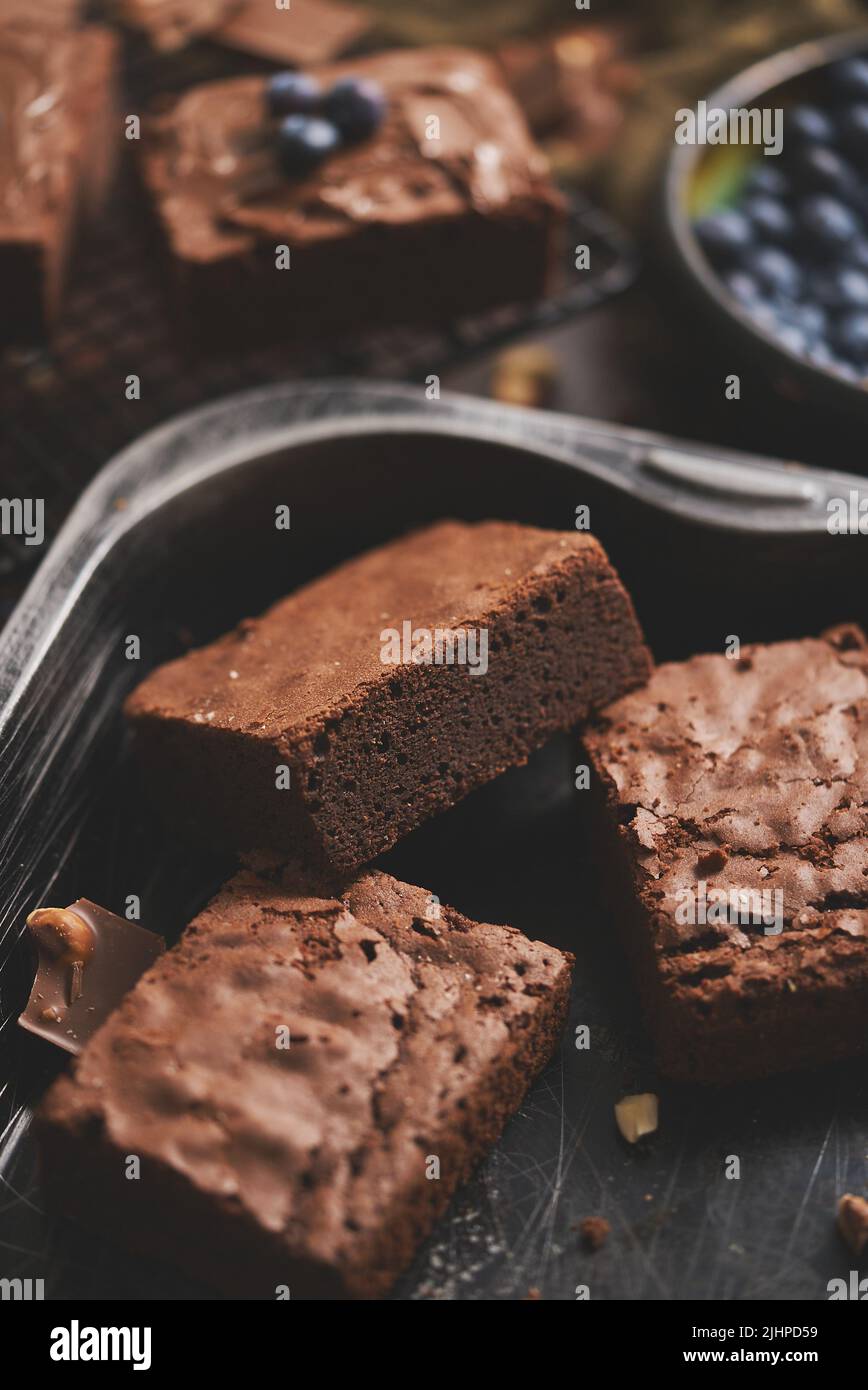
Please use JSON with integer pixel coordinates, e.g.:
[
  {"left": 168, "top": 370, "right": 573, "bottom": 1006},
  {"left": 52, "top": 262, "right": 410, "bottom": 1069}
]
[
  {"left": 3, "top": 738, "right": 867, "bottom": 1302},
  {"left": 0, "top": 397, "right": 867, "bottom": 1300}
]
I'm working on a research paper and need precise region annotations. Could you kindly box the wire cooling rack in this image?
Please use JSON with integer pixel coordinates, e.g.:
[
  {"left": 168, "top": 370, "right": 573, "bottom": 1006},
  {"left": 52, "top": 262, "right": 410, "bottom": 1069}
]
[{"left": 0, "top": 29, "right": 637, "bottom": 593}]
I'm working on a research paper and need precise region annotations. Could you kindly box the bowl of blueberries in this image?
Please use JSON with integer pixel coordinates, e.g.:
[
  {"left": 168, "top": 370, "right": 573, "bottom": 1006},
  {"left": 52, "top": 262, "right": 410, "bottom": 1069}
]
[{"left": 664, "top": 30, "right": 868, "bottom": 413}]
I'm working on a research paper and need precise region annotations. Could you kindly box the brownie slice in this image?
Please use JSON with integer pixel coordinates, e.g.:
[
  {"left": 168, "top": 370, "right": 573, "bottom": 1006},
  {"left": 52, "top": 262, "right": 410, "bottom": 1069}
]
[
  {"left": 116, "top": 0, "right": 372, "bottom": 62},
  {"left": 138, "top": 47, "right": 564, "bottom": 345},
  {"left": 114, "top": 0, "right": 237, "bottom": 50},
  {"left": 215, "top": 0, "right": 371, "bottom": 66},
  {"left": 38, "top": 867, "right": 573, "bottom": 1298},
  {"left": 3, "top": 0, "right": 82, "bottom": 22},
  {"left": 583, "top": 625, "right": 868, "bottom": 1084},
  {"left": 0, "top": 23, "right": 118, "bottom": 345},
  {"left": 125, "top": 520, "right": 651, "bottom": 871}
]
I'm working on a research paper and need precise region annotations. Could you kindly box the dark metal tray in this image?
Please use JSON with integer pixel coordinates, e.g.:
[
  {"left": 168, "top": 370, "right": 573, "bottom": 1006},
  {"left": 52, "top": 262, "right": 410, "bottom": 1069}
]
[{"left": 1, "top": 381, "right": 867, "bottom": 1301}]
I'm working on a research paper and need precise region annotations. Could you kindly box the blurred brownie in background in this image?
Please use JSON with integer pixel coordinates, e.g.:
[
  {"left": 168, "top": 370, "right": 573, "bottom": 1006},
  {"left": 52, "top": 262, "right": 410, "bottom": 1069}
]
[
  {"left": 2, "top": 0, "right": 83, "bottom": 24},
  {"left": 496, "top": 24, "right": 635, "bottom": 182},
  {"left": 115, "top": 0, "right": 373, "bottom": 61},
  {"left": 112, "top": 0, "right": 236, "bottom": 51},
  {"left": 0, "top": 20, "right": 118, "bottom": 345},
  {"left": 217, "top": 0, "right": 372, "bottom": 66},
  {"left": 138, "top": 47, "right": 565, "bottom": 347}
]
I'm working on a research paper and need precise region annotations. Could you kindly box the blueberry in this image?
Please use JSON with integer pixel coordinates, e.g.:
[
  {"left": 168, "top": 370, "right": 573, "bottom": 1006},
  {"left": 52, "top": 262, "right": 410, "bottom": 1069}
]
[
  {"left": 745, "top": 163, "right": 789, "bottom": 198},
  {"left": 839, "top": 267, "right": 868, "bottom": 306},
  {"left": 848, "top": 237, "right": 868, "bottom": 270},
  {"left": 723, "top": 270, "right": 761, "bottom": 305},
  {"left": 791, "top": 145, "right": 856, "bottom": 195},
  {"left": 806, "top": 338, "right": 836, "bottom": 368},
  {"left": 322, "top": 77, "right": 386, "bottom": 143},
  {"left": 814, "top": 272, "right": 846, "bottom": 309},
  {"left": 821, "top": 266, "right": 868, "bottom": 310},
  {"left": 783, "top": 300, "right": 828, "bottom": 339},
  {"left": 277, "top": 114, "right": 341, "bottom": 175},
  {"left": 833, "top": 309, "right": 868, "bottom": 363},
  {"left": 747, "top": 299, "right": 781, "bottom": 332},
  {"left": 839, "top": 103, "right": 868, "bottom": 154},
  {"left": 799, "top": 195, "right": 862, "bottom": 249},
  {"left": 785, "top": 103, "right": 836, "bottom": 146},
  {"left": 742, "top": 245, "right": 802, "bottom": 298},
  {"left": 742, "top": 194, "right": 794, "bottom": 242},
  {"left": 267, "top": 71, "right": 322, "bottom": 117},
  {"left": 776, "top": 322, "right": 809, "bottom": 355},
  {"left": 831, "top": 56, "right": 868, "bottom": 99},
  {"left": 832, "top": 359, "right": 862, "bottom": 381},
  {"left": 694, "top": 208, "right": 752, "bottom": 260}
]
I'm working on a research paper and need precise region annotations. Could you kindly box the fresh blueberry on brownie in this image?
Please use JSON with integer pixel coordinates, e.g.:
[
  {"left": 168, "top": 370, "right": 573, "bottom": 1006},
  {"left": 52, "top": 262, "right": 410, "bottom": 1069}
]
[
  {"left": 266, "top": 70, "right": 322, "bottom": 116},
  {"left": 322, "top": 75, "right": 386, "bottom": 142},
  {"left": 265, "top": 69, "right": 386, "bottom": 177},
  {"left": 277, "top": 113, "right": 341, "bottom": 174}
]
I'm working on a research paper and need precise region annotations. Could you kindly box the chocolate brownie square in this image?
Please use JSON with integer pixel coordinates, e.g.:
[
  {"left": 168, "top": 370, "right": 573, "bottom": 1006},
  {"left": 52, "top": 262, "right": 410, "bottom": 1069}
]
[
  {"left": 125, "top": 520, "right": 651, "bottom": 871},
  {"left": 38, "top": 867, "right": 573, "bottom": 1297},
  {"left": 0, "top": 22, "right": 118, "bottom": 345},
  {"left": 583, "top": 625, "right": 868, "bottom": 1084},
  {"left": 138, "top": 47, "right": 565, "bottom": 344}
]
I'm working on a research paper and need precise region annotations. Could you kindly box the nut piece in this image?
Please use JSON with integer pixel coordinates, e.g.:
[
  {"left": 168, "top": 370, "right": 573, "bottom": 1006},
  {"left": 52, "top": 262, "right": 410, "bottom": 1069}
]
[
  {"left": 615, "top": 1092, "right": 658, "bottom": 1144},
  {"left": 26, "top": 907, "right": 95, "bottom": 964},
  {"left": 579, "top": 1216, "right": 610, "bottom": 1252},
  {"left": 491, "top": 344, "right": 558, "bottom": 409},
  {"left": 837, "top": 1193, "right": 868, "bottom": 1257}
]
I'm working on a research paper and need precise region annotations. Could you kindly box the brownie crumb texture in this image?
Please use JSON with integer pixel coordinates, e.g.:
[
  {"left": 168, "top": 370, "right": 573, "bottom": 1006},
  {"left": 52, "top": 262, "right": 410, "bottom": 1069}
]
[{"left": 126, "top": 520, "right": 650, "bottom": 871}]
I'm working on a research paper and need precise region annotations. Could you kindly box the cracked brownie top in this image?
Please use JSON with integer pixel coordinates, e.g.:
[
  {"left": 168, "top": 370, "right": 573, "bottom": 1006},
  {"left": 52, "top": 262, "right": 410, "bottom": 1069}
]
[
  {"left": 40, "top": 866, "right": 572, "bottom": 1293},
  {"left": 140, "top": 47, "right": 561, "bottom": 265},
  {"left": 584, "top": 624, "right": 868, "bottom": 965}
]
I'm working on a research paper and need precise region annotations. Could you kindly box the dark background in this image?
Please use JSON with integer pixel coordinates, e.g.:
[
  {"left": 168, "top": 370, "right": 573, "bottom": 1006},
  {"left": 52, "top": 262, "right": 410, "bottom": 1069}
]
[{"left": 1, "top": 0, "right": 867, "bottom": 1308}]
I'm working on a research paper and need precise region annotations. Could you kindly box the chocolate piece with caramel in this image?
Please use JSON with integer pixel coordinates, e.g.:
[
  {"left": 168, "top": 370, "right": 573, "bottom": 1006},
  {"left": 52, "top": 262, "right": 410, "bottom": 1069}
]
[
  {"left": 38, "top": 867, "right": 573, "bottom": 1297},
  {"left": 19, "top": 900, "right": 164, "bottom": 1054}
]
